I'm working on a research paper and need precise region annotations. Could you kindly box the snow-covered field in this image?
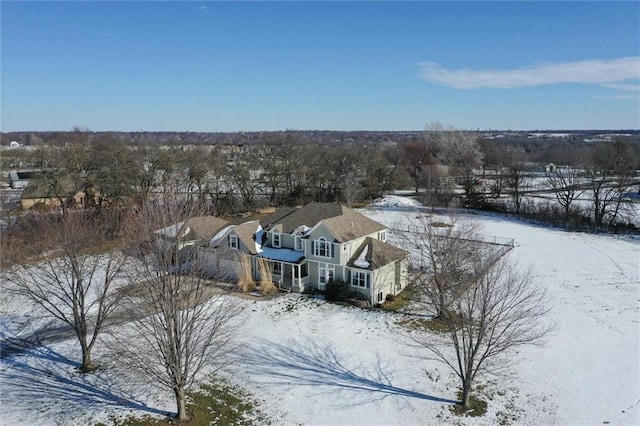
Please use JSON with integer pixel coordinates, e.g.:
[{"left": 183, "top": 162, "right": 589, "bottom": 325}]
[{"left": 1, "top": 195, "right": 639, "bottom": 425}]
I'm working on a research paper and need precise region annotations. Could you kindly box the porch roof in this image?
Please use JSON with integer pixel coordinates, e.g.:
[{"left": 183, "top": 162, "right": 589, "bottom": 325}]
[
  {"left": 255, "top": 226, "right": 305, "bottom": 263},
  {"left": 256, "top": 247, "right": 305, "bottom": 264}
]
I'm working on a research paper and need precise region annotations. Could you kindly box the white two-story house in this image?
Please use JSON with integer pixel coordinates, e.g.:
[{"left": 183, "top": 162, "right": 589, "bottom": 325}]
[{"left": 205, "top": 203, "right": 408, "bottom": 305}]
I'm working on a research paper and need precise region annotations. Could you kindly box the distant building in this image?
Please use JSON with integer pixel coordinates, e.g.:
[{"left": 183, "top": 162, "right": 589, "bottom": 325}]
[{"left": 9, "top": 170, "right": 38, "bottom": 189}]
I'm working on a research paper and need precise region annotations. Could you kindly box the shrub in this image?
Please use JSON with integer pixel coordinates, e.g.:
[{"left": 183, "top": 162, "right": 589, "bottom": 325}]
[
  {"left": 325, "top": 278, "right": 349, "bottom": 302},
  {"left": 257, "top": 257, "right": 278, "bottom": 295},
  {"left": 236, "top": 254, "right": 256, "bottom": 293},
  {"left": 385, "top": 294, "right": 396, "bottom": 302}
]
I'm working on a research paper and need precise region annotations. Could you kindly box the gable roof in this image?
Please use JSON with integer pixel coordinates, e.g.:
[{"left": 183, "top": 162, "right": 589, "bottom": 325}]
[
  {"left": 182, "top": 216, "right": 229, "bottom": 242},
  {"left": 321, "top": 209, "right": 386, "bottom": 243},
  {"left": 232, "top": 220, "right": 261, "bottom": 254},
  {"left": 347, "top": 237, "right": 408, "bottom": 270},
  {"left": 261, "top": 202, "right": 386, "bottom": 242},
  {"left": 259, "top": 206, "right": 298, "bottom": 230},
  {"left": 262, "top": 203, "right": 343, "bottom": 234}
]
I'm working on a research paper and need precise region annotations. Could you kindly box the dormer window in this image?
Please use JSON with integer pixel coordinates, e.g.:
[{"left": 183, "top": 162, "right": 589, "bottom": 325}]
[
  {"left": 229, "top": 234, "right": 239, "bottom": 250},
  {"left": 294, "top": 235, "right": 303, "bottom": 251},
  {"left": 378, "top": 230, "right": 387, "bottom": 242},
  {"left": 272, "top": 232, "right": 281, "bottom": 248}
]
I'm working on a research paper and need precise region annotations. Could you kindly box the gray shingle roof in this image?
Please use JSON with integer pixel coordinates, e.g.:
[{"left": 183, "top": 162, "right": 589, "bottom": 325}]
[
  {"left": 322, "top": 209, "right": 386, "bottom": 243},
  {"left": 233, "top": 221, "right": 260, "bottom": 254},
  {"left": 183, "top": 216, "right": 229, "bottom": 242},
  {"left": 262, "top": 202, "right": 386, "bottom": 242},
  {"left": 347, "top": 237, "right": 408, "bottom": 270},
  {"left": 262, "top": 203, "right": 343, "bottom": 234}
]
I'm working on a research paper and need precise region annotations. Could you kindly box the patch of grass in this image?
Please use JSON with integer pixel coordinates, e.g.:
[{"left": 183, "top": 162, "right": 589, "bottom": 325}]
[
  {"left": 429, "top": 221, "right": 453, "bottom": 228},
  {"left": 380, "top": 284, "right": 416, "bottom": 312},
  {"left": 110, "top": 378, "right": 270, "bottom": 426},
  {"left": 396, "top": 317, "right": 430, "bottom": 331},
  {"left": 396, "top": 315, "right": 456, "bottom": 334},
  {"left": 450, "top": 389, "right": 487, "bottom": 417},
  {"left": 273, "top": 295, "right": 324, "bottom": 315}
]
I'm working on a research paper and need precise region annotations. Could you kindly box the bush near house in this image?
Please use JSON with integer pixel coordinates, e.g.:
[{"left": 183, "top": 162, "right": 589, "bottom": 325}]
[{"left": 325, "top": 278, "right": 349, "bottom": 302}]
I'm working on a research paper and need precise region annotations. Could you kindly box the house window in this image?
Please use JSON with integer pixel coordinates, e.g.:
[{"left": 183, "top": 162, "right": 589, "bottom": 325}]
[
  {"left": 377, "top": 291, "right": 384, "bottom": 303},
  {"left": 318, "top": 262, "right": 335, "bottom": 285},
  {"left": 294, "top": 236, "right": 303, "bottom": 252},
  {"left": 378, "top": 230, "right": 387, "bottom": 242},
  {"left": 295, "top": 263, "right": 308, "bottom": 278},
  {"left": 351, "top": 270, "right": 369, "bottom": 288},
  {"left": 272, "top": 232, "right": 281, "bottom": 248},
  {"left": 314, "top": 237, "right": 331, "bottom": 258},
  {"left": 273, "top": 261, "right": 282, "bottom": 275},
  {"left": 229, "top": 235, "right": 239, "bottom": 250}
]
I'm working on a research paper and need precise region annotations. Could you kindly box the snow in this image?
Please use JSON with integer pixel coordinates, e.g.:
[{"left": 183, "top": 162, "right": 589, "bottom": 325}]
[
  {"left": 369, "top": 194, "right": 423, "bottom": 209},
  {"left": 1, "top": 195, "right": 639, "bottom": 425},
  {"left": 253, "top": 225, "right": 304, "bottom": 263},
  {"left": 154, "top": 221, "right": 185, "bottom": 238},
  {"left": 353, "top": 244, "right": 370, "bottom": 268},
  {"left": 209, "top": 224, "right": 234, "bottom": 247},
  {"left": 254, "top": 224, "right": 264, "bottom": 253}
]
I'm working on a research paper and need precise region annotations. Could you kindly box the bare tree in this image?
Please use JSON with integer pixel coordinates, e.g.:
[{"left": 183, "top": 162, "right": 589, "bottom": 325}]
[
  {"left": 362, "top": 146, "right": 404, "bottom": 201},
  {"left": 117, "top": 198, "right": 242, "bottom": 422},
  {"left": 403, "top": 216, "right": 486, "bottom": 318},
  {"left": 488, "top": 166, "right": 509, "bottom": 199},
  {"left": 402, "top": 215, "right": 552, "bottom": 409},
  {"left": 228, "top": 148, "right": 264, "bottom": 210},
  {"left": 424, "top": 123, "right": 482, "bottom": 207},
  {"left": 3, "top": 211, "right": 127, "bottom": 372},
  {"left": 409, "top": 253, "right": 552, "bottom": 409},
  {"left": 401, "top": 142, "right": 434, "bottom": 195},
  {"left": 86, "top": 136, "right": 138, "bottom": 210},
  {"left": 507, "top": 164, "right": 528, "bottom": 215},
  {"left": 585, "top": 139, "right": 637, "bottom": 227},
  {"left": 28, "top": 145, "right": 88, "bottom": 215},
  {"left": 546, "top": 166, "right": 584, "bottom": 221},
  {"left": 184, "top": 147, "right": 213, "bottom": 209},
  {"left": 204, "top": 147, "right": 234, "bottom": 215}
]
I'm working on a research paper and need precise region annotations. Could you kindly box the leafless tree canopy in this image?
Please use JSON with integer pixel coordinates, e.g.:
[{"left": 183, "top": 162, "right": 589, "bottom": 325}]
[
  {"left": 2, "top": 212, "right": 127, "bottom": 372},
  {"left": 403, "top": 216, "right": 553, "bottom": 409},
  {"left": 546, "top": 166, "right": 584, "bottom": 220},
  {"left": 116, "top": 197, "right": 243, "bottom": 422},
  {"left": 403, "top": 216, "right": 487, "bottom": 319}
]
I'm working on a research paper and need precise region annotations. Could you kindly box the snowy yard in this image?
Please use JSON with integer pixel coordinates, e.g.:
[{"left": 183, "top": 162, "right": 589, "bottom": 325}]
[{"left": 1, "top": 195, "right": 639, "bottom": 425}]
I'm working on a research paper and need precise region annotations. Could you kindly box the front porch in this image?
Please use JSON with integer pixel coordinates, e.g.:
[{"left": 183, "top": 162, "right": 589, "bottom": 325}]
[{"left": 258, "top": 259, "right": 310, "bottom": 293}]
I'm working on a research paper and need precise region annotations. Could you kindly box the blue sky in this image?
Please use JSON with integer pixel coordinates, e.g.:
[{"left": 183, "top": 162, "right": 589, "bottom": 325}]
[{"left": 2, "top": 1, "right": 639, "bottom": 131}]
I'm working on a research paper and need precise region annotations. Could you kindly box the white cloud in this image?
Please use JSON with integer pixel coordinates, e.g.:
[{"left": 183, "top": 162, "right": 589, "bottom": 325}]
[
  {"left": 593, "top": 94, "right": 638, "bottom": 100},
  {"left": 419, "top": 57, "right": 640, "bottom": 90},
  {"left": 600, "top": 83, "right": 640, "bottom": 92},
  {"left": 197, "top": 5, "right": 210, "bottom": 15}
]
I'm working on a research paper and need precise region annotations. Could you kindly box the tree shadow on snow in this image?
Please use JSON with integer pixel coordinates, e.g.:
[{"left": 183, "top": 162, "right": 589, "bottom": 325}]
[
  {"left": 0, "top": 318, "right": 77, "bottom": 360},
  {"left": 240, "top": 337, "right": 456, "bottom": 408},
  {"left": 1, "top": 344, "right": 167, "bottom": 419}
]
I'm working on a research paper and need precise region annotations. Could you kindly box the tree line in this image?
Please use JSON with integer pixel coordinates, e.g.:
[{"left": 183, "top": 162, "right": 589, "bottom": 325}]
[{"left": 4, "top": 127, "right": 639, "bottom": 232}]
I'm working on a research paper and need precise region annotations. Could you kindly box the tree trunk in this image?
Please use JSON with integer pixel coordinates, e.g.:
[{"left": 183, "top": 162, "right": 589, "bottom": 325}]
[
  {"left": 80, "top": 346, "right": 93, "bottom": 372},
  {"left": 174, "top": 386, "right": 188, "bottom": 422},
  {"left": 461, "top": 381, "right": 471, "bottom": 409}
]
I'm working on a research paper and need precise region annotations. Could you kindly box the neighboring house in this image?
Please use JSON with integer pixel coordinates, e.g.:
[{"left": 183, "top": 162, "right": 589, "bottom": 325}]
[
  {"left": 155, "top": 216, "right": 229, "bottom": 250},
  {"left": 9, "top": 170, "right": 38, "bottom": 190},
  {"left": 202, "top": 202, "right": 409, "bottom": 306},
  {"left": 19, "top": 174, "right": 89, "bottom": 210}
]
